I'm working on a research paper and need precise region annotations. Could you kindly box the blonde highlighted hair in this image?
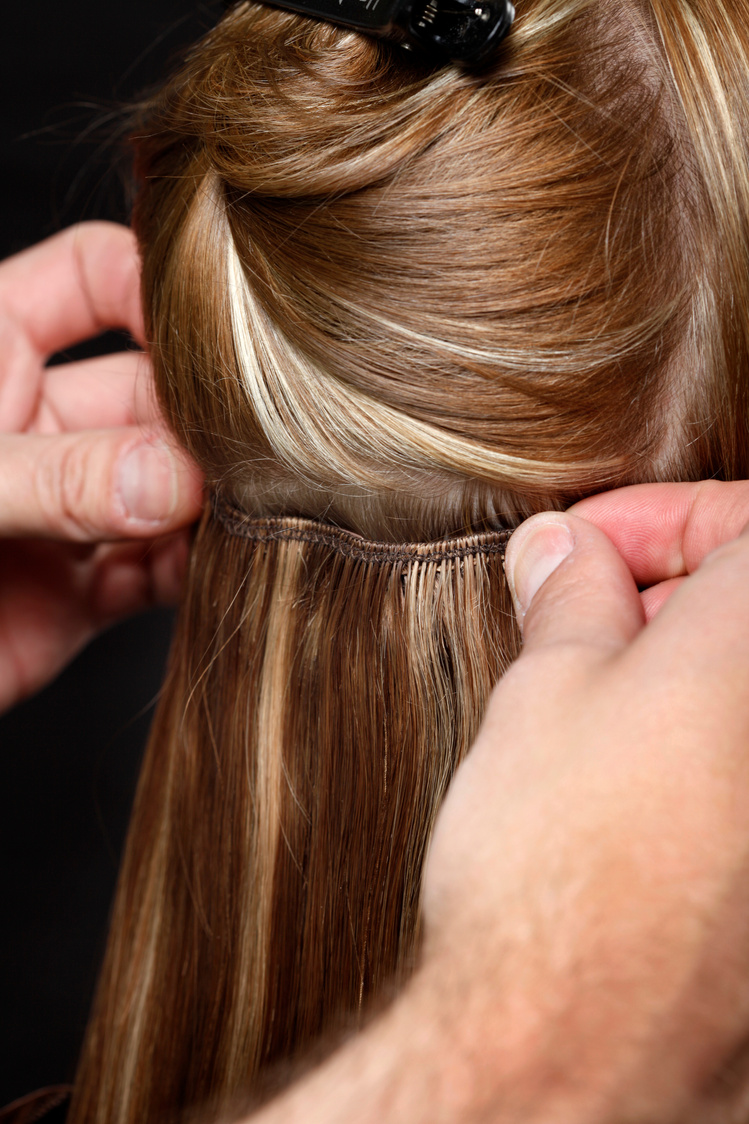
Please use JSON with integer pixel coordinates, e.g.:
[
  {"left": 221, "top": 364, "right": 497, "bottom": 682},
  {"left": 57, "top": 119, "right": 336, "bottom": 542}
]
[{"left": 71, "top": 1, "right": 749, "bottom": 1120}]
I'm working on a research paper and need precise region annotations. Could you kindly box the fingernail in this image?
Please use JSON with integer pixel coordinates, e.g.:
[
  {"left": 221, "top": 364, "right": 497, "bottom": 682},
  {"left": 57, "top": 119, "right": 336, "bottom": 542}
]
[
  {"left": 117, "top": 441, "right": 177, "bottom": 524},
  {"left": 506, "top": 516, "right": 575, "bottom": 619}
]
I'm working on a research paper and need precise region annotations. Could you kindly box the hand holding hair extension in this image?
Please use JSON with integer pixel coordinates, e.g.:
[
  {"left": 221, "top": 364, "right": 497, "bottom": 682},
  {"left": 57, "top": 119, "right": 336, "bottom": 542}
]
[
  {"left": 0, "top": 224, "right": 203, "bottom": 710},
  {"left": 248, "top": 499, "right": 749, "bottom": 1124},
  {"left": 570, "top": 479, "right": 749, "bottom": 621}
]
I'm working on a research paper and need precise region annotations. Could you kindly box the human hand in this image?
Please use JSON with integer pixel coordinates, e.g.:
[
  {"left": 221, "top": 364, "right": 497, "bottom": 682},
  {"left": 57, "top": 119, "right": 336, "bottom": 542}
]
[
  {"left": 418, "top": 481, "right": 749, "bottom": 1124},
  {"left": 570, "top": 478, "right": 749, "bottom": 619},
  {"left": 0, "top": 223, "right": 203, "bottom": 712}
]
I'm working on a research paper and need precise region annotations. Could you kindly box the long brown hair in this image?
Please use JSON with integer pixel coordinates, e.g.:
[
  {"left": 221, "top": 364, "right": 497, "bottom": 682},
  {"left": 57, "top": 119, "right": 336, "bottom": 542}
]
[{"left": 70, "top": 1, "right": 749, "bottom": 1120}]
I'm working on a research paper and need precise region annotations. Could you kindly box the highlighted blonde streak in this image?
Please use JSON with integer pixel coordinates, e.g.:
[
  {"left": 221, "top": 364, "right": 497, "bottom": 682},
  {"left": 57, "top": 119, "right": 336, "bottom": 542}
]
[{"left": 226, "top": 236, "right": 624, "bottom": 492}]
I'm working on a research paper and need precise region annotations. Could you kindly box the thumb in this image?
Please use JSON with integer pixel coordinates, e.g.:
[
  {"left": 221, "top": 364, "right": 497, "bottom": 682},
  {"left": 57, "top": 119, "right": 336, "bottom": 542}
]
[
  {"left": 504, "top": 512, "right": 645, "bottom": 659},
  {"left": 0, "top": 430, "right": 203, "bottom": 541}
]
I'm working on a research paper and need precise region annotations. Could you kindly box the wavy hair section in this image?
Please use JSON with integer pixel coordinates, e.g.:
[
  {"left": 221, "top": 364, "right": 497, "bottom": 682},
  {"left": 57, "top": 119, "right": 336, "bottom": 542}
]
[
  {"left": 131, "top": 0, "right": 748, "bottom": 540},
  {"left": 224, "top": 218, "right": 628, "bottom": 489}
]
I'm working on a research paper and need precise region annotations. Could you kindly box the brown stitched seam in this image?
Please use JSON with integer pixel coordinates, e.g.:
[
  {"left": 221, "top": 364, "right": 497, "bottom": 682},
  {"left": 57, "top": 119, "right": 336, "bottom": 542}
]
[{"left": 212, "top": 496, "right": 511, "bottom": 563}]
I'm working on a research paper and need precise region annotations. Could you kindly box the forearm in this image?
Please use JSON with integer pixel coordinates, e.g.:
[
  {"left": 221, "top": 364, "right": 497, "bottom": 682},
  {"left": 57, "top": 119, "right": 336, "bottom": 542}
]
[
  {"left": 247, "top": 967, "right": 621, "bottom": 1124},
  {"left": 248, "top": 961, "right": 745, "bottom": 1124},
  {"left": 246, "top": 867, "right": 747, "bottom": 1124}
]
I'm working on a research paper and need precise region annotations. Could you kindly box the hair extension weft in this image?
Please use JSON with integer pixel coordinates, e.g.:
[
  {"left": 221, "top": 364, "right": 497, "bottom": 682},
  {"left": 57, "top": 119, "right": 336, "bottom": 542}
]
[{"left": 70, "top": 510, "right": 517, "bottom": 1122}]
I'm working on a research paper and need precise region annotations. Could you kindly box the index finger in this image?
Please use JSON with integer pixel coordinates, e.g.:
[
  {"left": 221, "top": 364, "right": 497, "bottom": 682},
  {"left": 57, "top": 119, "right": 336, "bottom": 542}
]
[
  {"left": 569, "top": 480, "right": 749, "bottom": 586},
  {"left": 0, "top": 223, "right": 145, "bottom": 358}
]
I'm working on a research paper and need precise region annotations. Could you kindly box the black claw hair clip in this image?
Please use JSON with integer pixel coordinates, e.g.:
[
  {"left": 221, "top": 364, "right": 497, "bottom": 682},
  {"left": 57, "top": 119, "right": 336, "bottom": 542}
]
[{"left": 224, "top": 0, "right": 515, "bottom": 64}]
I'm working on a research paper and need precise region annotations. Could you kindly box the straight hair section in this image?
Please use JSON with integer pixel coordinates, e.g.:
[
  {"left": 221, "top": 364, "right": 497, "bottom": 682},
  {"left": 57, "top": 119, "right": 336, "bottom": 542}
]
[{"left": 70, "top": 509, "right": 517, "bottom": 1122}]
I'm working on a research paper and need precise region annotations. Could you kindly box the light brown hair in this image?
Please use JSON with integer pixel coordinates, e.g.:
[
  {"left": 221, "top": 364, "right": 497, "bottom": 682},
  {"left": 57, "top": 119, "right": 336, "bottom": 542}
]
[{"left": 70, "top": 1, "right": 749, "bottom": 1120}]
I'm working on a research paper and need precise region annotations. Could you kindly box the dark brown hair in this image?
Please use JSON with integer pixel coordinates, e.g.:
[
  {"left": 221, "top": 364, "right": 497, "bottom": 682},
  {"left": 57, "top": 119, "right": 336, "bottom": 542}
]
[{"left": 70, "top": 1, "right": 749, "bottom": 1121}]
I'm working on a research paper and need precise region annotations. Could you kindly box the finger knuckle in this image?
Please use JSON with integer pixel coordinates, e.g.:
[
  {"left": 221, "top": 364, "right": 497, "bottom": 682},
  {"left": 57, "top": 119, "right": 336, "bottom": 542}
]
[{"left": 34, "top": 440, "right": 97, "bottom": 540}]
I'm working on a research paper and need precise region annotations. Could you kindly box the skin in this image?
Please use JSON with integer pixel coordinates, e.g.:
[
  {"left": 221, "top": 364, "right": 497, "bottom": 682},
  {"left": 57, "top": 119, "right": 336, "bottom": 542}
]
[
  {"left": 5, "top": 227, "right": 749, "bottom": 1122},
  {"left": 0, "top": 223, "right": 203, "bottom": 711}
]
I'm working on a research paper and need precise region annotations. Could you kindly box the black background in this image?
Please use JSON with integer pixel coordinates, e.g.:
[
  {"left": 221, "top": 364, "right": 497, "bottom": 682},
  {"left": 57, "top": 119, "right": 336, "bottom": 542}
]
[{"left": 0, "top": 1, "right": 222, "bottom": 1102}]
